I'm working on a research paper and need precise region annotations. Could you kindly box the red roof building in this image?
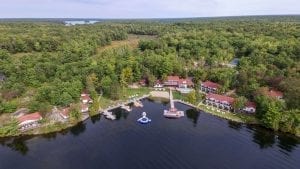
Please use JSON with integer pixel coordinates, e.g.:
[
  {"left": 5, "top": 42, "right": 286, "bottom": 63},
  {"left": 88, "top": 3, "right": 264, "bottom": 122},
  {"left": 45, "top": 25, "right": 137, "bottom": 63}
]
[
  {"left": 178, "top": 77, "right": 194, "bottom": 88},
  {"left": 164, "top": 76, "right": 180, "bottom": 86},
  {"left": 201, "top": 81, "right": 221, "bottom": 93},
  {"left": 205, "top": 92, "right": 257, "bottom": 113},
  {"left": 267, "top": 90, "right": 283, "bottom": 99},
  {"left": 17, "top": 112, "right": 43, "bottom": 127},
  {"left": 243, "top": 101, "right": 256, "bottom": 113},
  {"left": 59, "top": 108, "right": 70, "bottom": 119},
  {"left": 164, "top": 76, "right": 194, "bottom": 88},
  {"left": 205, "top": 93, "right": 234, "bottom": 110},
  {"left": 81, "top": 94, "right": 93, "bottom": 104}
]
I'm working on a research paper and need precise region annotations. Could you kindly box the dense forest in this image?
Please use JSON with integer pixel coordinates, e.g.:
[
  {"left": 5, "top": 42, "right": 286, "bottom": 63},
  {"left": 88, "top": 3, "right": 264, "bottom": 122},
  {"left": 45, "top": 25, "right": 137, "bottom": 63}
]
[{"left": 0, "top": 16, "right": 299, "bottom": 135}]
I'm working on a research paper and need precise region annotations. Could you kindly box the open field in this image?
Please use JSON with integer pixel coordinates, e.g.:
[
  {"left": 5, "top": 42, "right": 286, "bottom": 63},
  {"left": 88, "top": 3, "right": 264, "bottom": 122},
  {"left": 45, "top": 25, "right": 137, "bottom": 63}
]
[{"left": 97, "top": 34, "right": 156, "bottom": 53}]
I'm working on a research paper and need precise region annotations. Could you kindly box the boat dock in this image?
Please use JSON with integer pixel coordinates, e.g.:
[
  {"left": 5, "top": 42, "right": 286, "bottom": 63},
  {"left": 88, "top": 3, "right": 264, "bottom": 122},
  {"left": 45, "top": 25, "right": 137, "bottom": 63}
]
[
  {"left": 99, "top": 94, "right": 149, "bottom": 114},
  {"left": 163, "top": 89, "right": 184, "bottom": 118}
]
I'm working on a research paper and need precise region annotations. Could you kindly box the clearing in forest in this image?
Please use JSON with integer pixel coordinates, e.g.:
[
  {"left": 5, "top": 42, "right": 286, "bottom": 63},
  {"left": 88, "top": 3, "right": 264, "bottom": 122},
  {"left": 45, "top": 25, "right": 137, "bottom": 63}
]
[{"left": 96, "top": 34, "right": 156, "bottom": 53}]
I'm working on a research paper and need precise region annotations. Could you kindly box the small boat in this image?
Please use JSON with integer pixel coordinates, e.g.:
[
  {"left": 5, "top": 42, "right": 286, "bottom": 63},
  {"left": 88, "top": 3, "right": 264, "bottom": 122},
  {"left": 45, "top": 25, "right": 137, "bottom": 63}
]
[
  {"left": 121, "top": 105, "right": 132, "bottom": 112},
  {"left": 137, "top": 112, "right": 151, "bottom": 124}
]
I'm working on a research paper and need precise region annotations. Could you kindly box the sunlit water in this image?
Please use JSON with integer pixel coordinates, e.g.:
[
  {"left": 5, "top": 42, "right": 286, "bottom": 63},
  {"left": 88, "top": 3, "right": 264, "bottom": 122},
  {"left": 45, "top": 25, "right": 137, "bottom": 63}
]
[
  {"left": 64, "top": 20, "right": 99, "bottom": 26},
  {"left": 0, "top": 99, "right": 299, "bottom": 169}
]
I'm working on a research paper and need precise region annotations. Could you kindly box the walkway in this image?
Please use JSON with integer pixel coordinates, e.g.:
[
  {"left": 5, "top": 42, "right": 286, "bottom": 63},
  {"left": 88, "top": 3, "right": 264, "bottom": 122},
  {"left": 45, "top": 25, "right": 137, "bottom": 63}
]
[{"left": 173, "top": 99, "right": 201, "bottom": 111}]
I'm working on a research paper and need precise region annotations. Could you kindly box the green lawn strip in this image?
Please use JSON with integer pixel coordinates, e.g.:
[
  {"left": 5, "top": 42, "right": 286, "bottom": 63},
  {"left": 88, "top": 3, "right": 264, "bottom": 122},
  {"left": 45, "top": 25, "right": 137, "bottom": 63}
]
[{"left": 197, "top": 103, "right": 259, "bottom": 124}]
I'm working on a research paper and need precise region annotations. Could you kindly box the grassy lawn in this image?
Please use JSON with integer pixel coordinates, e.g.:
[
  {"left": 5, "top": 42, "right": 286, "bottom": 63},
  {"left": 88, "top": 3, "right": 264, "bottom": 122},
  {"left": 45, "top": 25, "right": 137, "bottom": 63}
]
[
  {"left": 173, "top": 91, "right": 187, "bottom": 100},
  {"left": 198, "top": 103, "right": 259, "bottom": 124},
  {"left": 173, "top": 91, "right": 258, "bottom": 124}
]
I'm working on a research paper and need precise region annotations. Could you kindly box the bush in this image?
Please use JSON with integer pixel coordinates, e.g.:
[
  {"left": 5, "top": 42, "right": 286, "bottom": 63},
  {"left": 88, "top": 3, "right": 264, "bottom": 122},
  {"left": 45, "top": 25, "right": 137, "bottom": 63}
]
[
  {"left": 0, "top": 101, "right": 17, "bottom": 114},
  {"left": 0, "top": 119, "right": 19, "bottom": 137}
]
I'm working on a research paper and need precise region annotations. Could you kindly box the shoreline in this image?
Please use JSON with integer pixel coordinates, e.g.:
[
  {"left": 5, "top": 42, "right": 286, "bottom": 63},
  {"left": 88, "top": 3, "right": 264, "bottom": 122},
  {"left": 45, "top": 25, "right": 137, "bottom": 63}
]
[{"left": 1, "top": 92, "right": 299, "bottom": 138}]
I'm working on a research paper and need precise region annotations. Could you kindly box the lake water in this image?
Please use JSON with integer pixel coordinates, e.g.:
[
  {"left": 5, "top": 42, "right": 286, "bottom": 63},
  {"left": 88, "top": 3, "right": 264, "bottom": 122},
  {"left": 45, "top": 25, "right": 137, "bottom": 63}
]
[
  {"left": 64, "top": 20, "right": 99, "bottom": 26},
  {"left": 0, "top": 99, "right": 299, "bottom": 169}
]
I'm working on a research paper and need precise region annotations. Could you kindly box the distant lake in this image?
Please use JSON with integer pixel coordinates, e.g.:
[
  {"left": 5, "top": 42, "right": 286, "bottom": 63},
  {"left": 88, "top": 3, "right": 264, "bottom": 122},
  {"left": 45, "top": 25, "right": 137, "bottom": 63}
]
[
  {"left": 0, "top": 99, "right": 299, "bottom": 169},
  {"left": 64, "top": 20, "right": 99, "bottom": 26}
]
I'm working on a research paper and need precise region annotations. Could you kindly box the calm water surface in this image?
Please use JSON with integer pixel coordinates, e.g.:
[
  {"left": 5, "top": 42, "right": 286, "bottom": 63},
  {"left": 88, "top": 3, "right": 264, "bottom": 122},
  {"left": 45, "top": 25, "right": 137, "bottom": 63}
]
[{"left": 0, "top": 99, "right": 299, "bottom": 169}]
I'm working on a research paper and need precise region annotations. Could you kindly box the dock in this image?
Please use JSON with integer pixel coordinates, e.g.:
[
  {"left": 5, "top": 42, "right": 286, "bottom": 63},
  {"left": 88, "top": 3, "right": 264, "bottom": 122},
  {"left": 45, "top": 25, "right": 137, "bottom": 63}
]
[
  {"left": 99, "top": 94, "right": 149, "bottom": 114},
  {"left": 163, "top": 89, "right": 184, "bottom": 118}
]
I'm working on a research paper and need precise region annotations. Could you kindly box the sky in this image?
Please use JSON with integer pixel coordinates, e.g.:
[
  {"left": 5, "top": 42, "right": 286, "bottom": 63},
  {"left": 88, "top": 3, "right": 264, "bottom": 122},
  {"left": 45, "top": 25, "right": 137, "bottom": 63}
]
[{"left": 0, "top": 0, "right": 299, "bottom": 18}]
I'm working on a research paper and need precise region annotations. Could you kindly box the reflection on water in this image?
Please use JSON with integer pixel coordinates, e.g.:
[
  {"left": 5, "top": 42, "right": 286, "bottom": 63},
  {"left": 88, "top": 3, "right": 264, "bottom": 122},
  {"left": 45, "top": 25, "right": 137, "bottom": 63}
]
[
  {"left": 278, "top": 135, "right": 300, "bottom": 153},
  {"left": 7, "top": 138, "right": 29, "bottom": 155},
  {"left": 114, "top": 108, "right": 130, "bottom": 120},
  {"left": 0, "top": 99, "right": 299, "bottom": 169},
  {"left": 228, "top": 121, "right": 243, "bottom": 130},
  {"left": 252, "top": 127, "right": 276, "bottom": 149},
  {"left": 70, "top": 122, "right": 86, "bottom": 136},
  {"left": 90, "top": 114, "right": 101, "bottom": 124},
  {"left": 185, "top": 109, "right": 200, "bottom": 126}
]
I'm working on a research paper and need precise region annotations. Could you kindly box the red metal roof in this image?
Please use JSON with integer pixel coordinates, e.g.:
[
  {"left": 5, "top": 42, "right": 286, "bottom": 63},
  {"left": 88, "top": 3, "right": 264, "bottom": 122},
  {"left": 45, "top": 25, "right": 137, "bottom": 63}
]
[
  {"left": 245, "top": 101, "right": 256, "bottom": 108},
  {"left": 18, "top": 112, "right": 42, "bottom": 123},
  {"left": 179, "top": 77, "right": 194, "bottom": 86},
  {"left": 206, "top": 93, "right": 235, "bottom": 104},
  {"left": 202, "top": 81, "right": 221, "bottom": 89},
  {"left": 267, "top": 90, "right": 283, "bottom": 98},
  {"left": 167, "top": 76, "right": 180, "bottom": 81}
]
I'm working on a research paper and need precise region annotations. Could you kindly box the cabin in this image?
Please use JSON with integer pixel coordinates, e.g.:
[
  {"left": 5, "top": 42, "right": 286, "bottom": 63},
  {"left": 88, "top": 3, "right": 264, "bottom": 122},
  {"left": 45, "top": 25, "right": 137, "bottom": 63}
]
[
  {"left": 176, "top": 78, "right": 193, "bottom": 94},
  {"left": 59, "top": 108, "right": 70, "bottom": 119},
  {"left": 164, "top": 76, "right": 194, "bottom": 88},
  {"left": 80, "top": 92, "right": 93, "bottom": 104},
  {"left": 164, "top": 76, "right": 180, "bottom": 87},
  {"left": 17, "top": 112, "right": 43, "bottom": 130},
  {"left": 81, "top": 104, "right": 89, "bottom": 113},
  {"left": 242, "top": 101, "right": 256, "bottom": 113},
  {"left": 205, "top": 93, "right": 234, "bottom": 110},
  {"left": 267, "top": 90, "right": 283, "bottom": 100},
  {"left": 178, "top": 78, "right": 194, "bottom": 88},
  {"left": 201, "top": 81, "right": 221, "bottom": 93}
]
